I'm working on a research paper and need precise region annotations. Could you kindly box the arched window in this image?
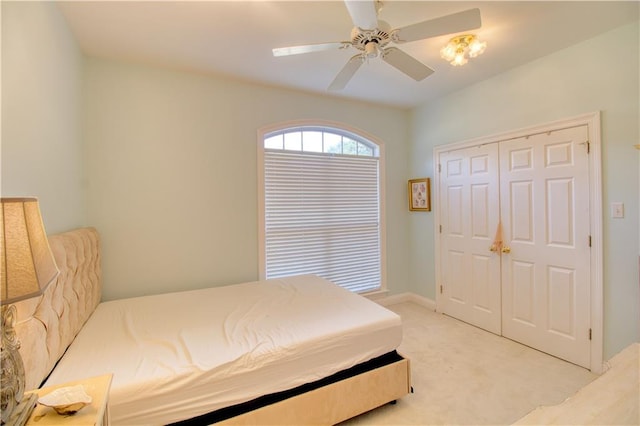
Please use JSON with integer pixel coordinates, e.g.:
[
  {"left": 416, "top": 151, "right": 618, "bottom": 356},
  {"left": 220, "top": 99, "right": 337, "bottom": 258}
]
[{"left": 258, "top": 124, "right": 384, "bottom": 293}]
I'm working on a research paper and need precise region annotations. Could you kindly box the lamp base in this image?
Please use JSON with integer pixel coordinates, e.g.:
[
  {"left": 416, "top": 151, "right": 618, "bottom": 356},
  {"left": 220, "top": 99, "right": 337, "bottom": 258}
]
[
  {"left": 3, "top": 393, "right": 37, "bottom": 425},
  {"left": 1, "top": 304, "right": 31, "bottom": 425}
]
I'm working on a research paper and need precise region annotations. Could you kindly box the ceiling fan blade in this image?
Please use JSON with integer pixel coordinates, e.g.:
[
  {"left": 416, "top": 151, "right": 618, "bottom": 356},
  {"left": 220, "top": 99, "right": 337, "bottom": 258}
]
[
  {"left": 393, "top": 8, "right": 481, "bottom": 43},
  {"left": 382, "top": 47, "right": 434, "bottom": 81},
  {"left": 344, "top": 0, "right": 378, "bottom": 30},
  {"left": 273, "top": 42, "right": 350, "bottom": 57},
  {"left": 328, "top": 54, "right": 364, "bottom": 91}
]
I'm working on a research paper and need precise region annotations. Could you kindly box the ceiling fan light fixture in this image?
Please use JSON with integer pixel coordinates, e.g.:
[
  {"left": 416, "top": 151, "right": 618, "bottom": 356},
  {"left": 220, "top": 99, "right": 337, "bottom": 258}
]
[
  {"left": 440, "top": 34, "right": 486, "bottom": 66},
  {"left": 452, "top": 52, "right": 468, "bottom": 66},
  {"left": 468, "top": 38, "right": 487, "bottom": 57},
  {"left": 364, "top": 41, "right": 380, "bottom": 58}
]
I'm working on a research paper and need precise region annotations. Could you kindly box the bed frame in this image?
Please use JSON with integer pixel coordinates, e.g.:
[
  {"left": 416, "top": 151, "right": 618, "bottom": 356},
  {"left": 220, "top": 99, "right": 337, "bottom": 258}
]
[
  {"left": 15, "top": 228, "right": 410, "bottom": 424},
  {"left": 219, "top": 354, "right": 410, "bottom": 425}
]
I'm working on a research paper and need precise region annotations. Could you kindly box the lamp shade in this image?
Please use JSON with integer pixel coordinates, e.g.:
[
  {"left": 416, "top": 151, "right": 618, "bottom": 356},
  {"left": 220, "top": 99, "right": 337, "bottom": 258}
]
[{"left": 1, "top": 198, "right": 59, "bottom": 304}]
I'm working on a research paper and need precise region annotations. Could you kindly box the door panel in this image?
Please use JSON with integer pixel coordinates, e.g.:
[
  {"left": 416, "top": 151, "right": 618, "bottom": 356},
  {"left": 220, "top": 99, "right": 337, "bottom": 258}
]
[
  {"left": 500, "top": 125, "right": 591, "bottom": 368},
  {"left": 440, "top": 144, "right": 501, "bottom": 334},
  {"left": 511, "top": 260, "right": 535, "bottom": 325},
  {"left": 471, "top": 254, "right": 492, "bottom": 312},
  {"left": 510, "top": 181, "right": 534, "bottom": 242}
]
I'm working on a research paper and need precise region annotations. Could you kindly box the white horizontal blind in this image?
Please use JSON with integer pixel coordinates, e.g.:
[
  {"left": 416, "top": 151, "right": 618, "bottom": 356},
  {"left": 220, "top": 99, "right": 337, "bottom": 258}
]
[{"left": 264, "top": 150, "right": 381, "bottom": 293}]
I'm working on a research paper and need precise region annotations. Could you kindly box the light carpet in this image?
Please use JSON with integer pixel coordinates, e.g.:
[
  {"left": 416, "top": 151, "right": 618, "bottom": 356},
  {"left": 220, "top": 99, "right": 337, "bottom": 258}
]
[{"left": 340, "top": 302, "right": 598, "bottom": 425}]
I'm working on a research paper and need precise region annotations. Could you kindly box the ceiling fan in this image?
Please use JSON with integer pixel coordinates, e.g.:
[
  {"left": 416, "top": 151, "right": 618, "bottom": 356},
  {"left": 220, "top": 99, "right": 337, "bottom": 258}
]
[{"left": 272, "top": 0, "right": 481, "bottom": 90}]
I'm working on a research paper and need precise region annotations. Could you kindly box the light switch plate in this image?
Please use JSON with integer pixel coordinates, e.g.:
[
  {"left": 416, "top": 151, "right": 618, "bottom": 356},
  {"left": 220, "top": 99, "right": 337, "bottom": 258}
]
[{"left": 611, "top": 202, "right": 624, "bottom": 218}]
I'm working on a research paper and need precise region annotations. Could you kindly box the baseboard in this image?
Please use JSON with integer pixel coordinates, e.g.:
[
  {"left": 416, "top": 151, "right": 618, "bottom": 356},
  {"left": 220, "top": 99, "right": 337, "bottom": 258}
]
[{"left": 374, "top": 292, "right": 436, "bottom": 311}]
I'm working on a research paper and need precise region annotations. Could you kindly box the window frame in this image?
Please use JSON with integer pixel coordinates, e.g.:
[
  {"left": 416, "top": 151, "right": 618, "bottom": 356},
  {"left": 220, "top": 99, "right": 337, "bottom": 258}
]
[
  {"left": 257, "top": 120, "right": 387, "bottom": 294},
  {"left": 263, "top": 126, "right": 380, "bottom": 158}
]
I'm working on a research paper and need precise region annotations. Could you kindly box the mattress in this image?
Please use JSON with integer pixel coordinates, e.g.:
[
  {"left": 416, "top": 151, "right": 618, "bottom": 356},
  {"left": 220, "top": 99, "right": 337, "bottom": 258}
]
[{"left": 43, "top": 275, "right": 402, "bottom": 425}]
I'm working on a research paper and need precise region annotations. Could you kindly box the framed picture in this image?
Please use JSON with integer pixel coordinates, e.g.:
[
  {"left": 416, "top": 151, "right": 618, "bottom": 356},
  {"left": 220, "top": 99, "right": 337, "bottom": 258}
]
[{"left": 408, "top": 178, "right": 431, "bottom": 212}]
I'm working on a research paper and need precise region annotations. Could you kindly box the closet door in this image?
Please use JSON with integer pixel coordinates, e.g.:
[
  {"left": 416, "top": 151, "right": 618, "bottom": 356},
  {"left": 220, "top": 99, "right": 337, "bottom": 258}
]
[
  {"left": 500, "top": 126, "right": 591, "bottom": 368},
  {"left": 439, "top": 144, "right": 501, "bottom": 334}
]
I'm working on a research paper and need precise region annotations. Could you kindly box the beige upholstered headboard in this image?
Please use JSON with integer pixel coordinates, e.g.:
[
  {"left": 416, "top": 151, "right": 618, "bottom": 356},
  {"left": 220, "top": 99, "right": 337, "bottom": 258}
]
[{"left": 14, "top": 227, "right": 102, "bottom": 390}]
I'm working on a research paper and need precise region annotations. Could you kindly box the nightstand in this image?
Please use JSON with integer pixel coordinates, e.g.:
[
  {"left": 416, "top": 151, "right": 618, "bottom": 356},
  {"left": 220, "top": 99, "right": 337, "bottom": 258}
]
[{"left": 25, "top": 374, "right": 113, "bottom": 426}]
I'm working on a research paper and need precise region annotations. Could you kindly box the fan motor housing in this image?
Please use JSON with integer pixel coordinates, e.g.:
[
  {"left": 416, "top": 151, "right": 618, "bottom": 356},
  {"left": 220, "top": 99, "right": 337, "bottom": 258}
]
[{"left": 350, "top": 20, "right": 392, "bottom": 52}]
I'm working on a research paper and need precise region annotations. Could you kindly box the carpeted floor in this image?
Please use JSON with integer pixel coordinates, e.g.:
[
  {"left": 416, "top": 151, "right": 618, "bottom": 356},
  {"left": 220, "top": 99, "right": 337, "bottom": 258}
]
[{"left": 340, "top": 302, "right": 597, "bottom": 425}]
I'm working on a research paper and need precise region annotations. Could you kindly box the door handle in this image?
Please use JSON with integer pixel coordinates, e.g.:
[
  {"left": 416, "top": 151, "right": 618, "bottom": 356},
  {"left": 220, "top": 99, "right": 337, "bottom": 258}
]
[
  {"left": 489, "top": 244, "right": 498, "bottom": 252},
  {"left": 501, "top": 246, "right": 511, "bottom": 254}
]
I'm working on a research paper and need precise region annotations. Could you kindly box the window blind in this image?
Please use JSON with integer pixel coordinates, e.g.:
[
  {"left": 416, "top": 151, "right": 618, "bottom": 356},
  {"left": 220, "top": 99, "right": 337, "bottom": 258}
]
[{"left": 264, "top": 150, "right": 381, "bottom": 293}]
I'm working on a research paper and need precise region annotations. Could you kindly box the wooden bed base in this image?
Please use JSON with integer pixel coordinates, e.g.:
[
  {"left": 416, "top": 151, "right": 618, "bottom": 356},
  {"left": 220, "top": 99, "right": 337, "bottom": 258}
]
[{"left": 223, "top": 355, "right": 410, "bottom": 425}]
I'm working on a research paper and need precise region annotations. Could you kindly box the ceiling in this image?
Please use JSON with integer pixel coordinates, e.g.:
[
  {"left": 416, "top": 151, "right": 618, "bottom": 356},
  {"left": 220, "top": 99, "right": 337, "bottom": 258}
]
[{"left": 57, "top": 1, "right": 639, "bottom": 109}]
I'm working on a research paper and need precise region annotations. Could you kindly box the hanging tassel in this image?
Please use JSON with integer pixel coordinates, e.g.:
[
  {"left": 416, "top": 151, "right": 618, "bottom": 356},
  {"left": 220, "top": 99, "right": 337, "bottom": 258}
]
[{"left": 491, "top": 221, "right": 503, "bottom": 253}]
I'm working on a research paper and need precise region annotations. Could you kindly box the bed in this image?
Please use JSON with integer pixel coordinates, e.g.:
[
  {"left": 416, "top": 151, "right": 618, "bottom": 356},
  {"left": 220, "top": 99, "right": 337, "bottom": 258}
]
[{"left": 15, "top": 227, "right": 410, "bottom": 425}]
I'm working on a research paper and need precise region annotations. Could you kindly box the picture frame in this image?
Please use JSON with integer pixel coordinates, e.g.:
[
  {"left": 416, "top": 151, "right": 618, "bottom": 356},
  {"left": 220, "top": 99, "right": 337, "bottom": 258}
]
[{"left": 408, "top": 178, "right": 431, "bottom": 212}]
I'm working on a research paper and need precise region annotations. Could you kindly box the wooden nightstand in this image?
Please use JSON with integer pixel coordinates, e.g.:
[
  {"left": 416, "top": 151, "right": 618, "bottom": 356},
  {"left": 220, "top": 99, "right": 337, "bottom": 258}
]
[{"left": 25, "top": 374, "right": 112, "bottom": 426}]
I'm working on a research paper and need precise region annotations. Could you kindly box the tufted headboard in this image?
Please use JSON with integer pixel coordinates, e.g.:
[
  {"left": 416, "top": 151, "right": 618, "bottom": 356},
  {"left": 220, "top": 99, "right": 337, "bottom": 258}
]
[{"left": 14, "top": 227, "right": 102, "bottom": 390}]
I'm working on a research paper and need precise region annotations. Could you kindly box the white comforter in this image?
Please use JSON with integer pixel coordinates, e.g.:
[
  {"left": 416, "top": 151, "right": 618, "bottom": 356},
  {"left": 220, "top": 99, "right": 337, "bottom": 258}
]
[{"left": 44, "top": 275, "right": 402, "bottom": 424}]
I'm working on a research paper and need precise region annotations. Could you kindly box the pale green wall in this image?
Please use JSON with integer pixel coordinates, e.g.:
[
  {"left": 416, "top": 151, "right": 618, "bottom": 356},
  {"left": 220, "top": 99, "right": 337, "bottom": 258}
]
[
  {"left": 3, "top": 0, "right": 637, "bottom": 360},
  {"left": 409, "top": 21, "right": 640, "bottom": 360},
  {"left": 1, "top": 1, "right": 85, "bottom": 233},
  {"left": 83, "top": 58, "right": 411, "bottom": 301},
  {"left": 1, "top": 0, "right": 412, "bottom": 302}
]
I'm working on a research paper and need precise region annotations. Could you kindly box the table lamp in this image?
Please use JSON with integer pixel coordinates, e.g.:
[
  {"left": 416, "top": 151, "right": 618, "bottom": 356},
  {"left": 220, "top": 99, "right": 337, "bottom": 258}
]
[{"left": 1, "top": 198, "right": 59, "bottom": 425}]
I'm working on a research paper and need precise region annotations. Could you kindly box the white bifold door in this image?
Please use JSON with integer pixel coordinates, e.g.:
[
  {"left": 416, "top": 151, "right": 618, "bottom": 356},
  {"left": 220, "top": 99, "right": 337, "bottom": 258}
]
[{"left": 439, "top": 125, "right": 591, "bottom": 368}]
